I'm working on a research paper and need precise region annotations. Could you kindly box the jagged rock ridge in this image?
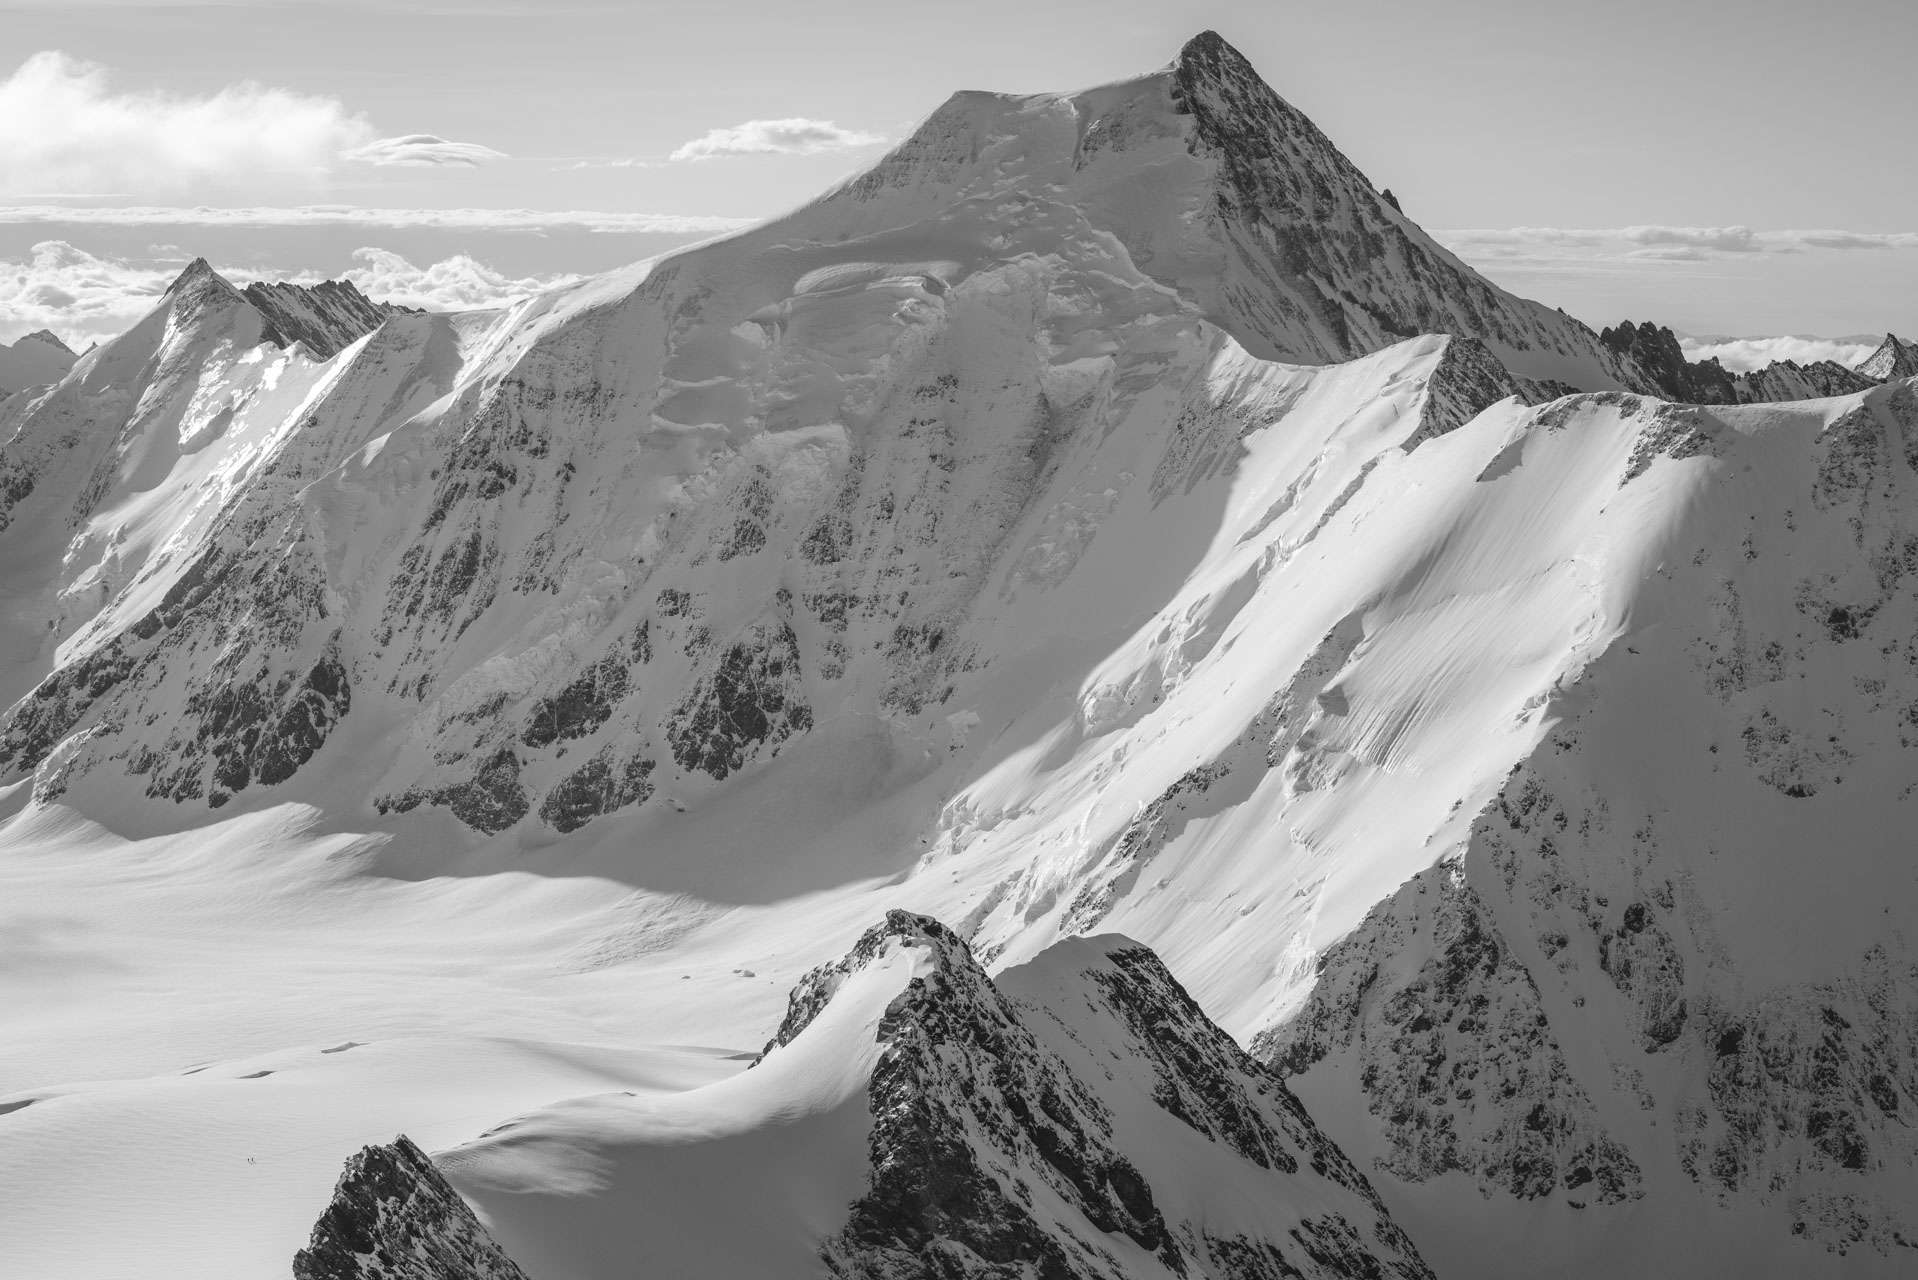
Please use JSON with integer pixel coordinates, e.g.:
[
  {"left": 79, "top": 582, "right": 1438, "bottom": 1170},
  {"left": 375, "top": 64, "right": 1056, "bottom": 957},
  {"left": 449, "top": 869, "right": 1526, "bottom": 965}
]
[
  {"left": 293, "top": 1134, "right": 529, "bottom": 1280},
  {"left": 1599, "top": 319, "right": 1886, "bottom": 406}
]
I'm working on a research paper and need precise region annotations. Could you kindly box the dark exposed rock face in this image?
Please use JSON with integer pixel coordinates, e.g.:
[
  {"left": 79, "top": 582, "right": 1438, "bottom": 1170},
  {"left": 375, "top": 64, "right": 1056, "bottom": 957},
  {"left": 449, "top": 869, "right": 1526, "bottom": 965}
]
[
  {"left": 243, "top": 278, "right": 409, "bottom": 359},
  {"left": 1736, "top": 358, "right": 1876, "bottom": 403},
  {"left": 1599, "top": 320, "right": 1900, "bottom": 407},
  {"left": 1257, "top": 857, "right": 1645, "bottom": 1208},
  {"left": 293, "top": 1135, "right": 528, "bottom": 1280},
  {"left": 1259, "top": 383, "right": 1918, "bottom": 1256},
  {"left": 1166, "top": 32, "right": 1645, "bottom": 387},
  {"left": 300, "top": 915, "right": 1433, "bottom": 1280},
  {"left": 536, "top": 748, "right": 655, "bottom": 833},
  {"left": 666, "top": 620, "right": 814, "bottom": 781},
  {"left": 814, "top": 911, "right": 1434, "bottom": 1280},
  {"left": 1599, "top": 320, "right": 1739, "bottom": 404},
  {"left": 1404, "top": 334, "right": 1546, "bottom": 449}
]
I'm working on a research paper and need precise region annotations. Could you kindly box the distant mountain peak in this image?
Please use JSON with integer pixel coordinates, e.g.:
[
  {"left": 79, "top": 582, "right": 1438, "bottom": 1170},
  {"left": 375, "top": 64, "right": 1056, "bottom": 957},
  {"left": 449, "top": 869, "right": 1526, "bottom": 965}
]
[
  {"left": 1855, "top": 332, "right": 1918, "bottom": 380},
  {"left": 242, "top": 277, "right": 406, "bottom": 358},
  {"left": 165, "top": 256, "right": 232, "bottom": 294},
  {"left": 16, "top": 329, "right": 72, "bottom": 354}
]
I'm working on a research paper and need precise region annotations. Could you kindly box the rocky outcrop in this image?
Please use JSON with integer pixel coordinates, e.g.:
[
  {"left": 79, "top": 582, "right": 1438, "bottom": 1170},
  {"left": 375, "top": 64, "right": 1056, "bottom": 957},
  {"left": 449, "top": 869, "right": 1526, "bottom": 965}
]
[
  {"left": 1600, "top": 320, "right": 1739, "bottom": 404},
  {"left": 244, "top": 278, "right": 409, "bottom": 359},
  {"left": 817, "top": 912, "right": 1434, "bottom": 1280},
  {"left": 1736, "top": 358, "right": 1876, "bottom": 403},
  {"left": 1169, "top": 32, "right": 1646, "bottom": 388},
  {"left": 1256, "top": 382, "right": 1918, "bottom": 1263},
  {"left": 303, "top": 914, "right": 1434, "bottom": 1280},
  {"left": 293, "top": 1135, "right": 528, "bottom": 1280}
]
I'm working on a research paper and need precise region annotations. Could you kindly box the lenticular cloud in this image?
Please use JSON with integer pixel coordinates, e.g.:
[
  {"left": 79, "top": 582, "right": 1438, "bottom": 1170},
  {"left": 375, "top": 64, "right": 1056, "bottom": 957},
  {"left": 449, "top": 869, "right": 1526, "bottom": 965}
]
[{"left": 669, "top": 117, "right": 886, "bottom": 161}]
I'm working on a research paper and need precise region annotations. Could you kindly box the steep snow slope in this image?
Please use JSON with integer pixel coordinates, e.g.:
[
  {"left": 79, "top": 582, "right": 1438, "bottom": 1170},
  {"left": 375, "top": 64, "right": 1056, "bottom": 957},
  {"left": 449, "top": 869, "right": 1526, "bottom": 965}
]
[
  {"left": 2, "top": 28, "right": 1915, "bottom": 1279},
  {"left": 0, "top": 329, "right": 76, "bottom": 394},
  {"left": 1257, "top": 381, "right": 1918, "bottom": 1277},
  {"left": 0, "top": 32, "right": 1641, "bottom": 837},
  {"left": 308, "top": 913, "right": 1432, "bottom": 1280},
  {"left": 1854, "top": 333, "right": 1918, "bottom": 382}
]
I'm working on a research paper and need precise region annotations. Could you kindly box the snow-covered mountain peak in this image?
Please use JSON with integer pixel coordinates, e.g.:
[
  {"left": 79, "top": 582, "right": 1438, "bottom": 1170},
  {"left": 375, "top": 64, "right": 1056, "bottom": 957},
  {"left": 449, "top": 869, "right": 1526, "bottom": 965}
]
[
  {"left": 163, "top": 255, "right": 237, "bottom": 301},
  {"left": 1854, "top": 332, "right": 1918, "bottom": 381},
  {"left": 16, "top": 329, "right": 73, "bottom": 356},
  {"left": 0, "top": 328, "right": 78, "bottom": 394}
]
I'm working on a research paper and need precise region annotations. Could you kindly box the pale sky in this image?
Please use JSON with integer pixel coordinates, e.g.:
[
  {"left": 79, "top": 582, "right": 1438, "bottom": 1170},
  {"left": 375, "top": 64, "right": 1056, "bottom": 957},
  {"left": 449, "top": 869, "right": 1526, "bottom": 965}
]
[{"left": 3, "top": 0, "right": 1916, "bottom": 350}]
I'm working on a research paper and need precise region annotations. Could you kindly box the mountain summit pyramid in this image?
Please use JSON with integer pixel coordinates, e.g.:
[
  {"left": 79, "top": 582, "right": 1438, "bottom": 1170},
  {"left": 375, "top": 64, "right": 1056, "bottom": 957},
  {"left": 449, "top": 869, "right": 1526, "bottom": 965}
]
[{"left": 1854, "top": 332, "right": 1918, "bottom": 381}]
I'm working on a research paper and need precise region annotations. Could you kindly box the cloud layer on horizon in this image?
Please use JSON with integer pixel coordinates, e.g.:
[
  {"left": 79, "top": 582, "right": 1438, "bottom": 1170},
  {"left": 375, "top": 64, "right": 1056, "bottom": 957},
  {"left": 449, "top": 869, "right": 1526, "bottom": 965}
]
[
  {"left": 1435, "top": 224, "right": 1918, "bottom": 273},
  {"left": 1677, "top": 334, "right": 1880, "bottom": 374},
  {"left": 0, "top": 240, "right": 580, "bottom": 346},
  {"left": 0, "top": 204, "right": 753, "bottom": 234}
]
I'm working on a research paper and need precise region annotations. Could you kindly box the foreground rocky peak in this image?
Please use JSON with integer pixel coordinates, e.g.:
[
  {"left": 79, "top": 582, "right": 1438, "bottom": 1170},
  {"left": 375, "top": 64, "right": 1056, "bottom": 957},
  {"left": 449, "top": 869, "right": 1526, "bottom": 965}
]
[
  {"left": 293, "top": 1135, "right": 528, "bottom": 1280},
  {"left": 302, "top": 914, "right": 1434, "bottom": 1279},
  {"left": 822, "top": 918, "right": 1435, "bottom": 1279}
]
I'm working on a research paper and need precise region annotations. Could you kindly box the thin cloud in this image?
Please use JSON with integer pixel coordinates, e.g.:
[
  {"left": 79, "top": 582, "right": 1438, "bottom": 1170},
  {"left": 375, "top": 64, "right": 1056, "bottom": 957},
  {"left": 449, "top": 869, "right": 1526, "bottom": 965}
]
[
  {"left": 1625, "top": 246, "right": 1710, "bottom": 262},
  {"left": 1787, "top": 230, "right": 1918, "bottom": 251},
  {"left": 1437, "top": 224, "right": 1918, "bottom": 265},
  {"left": 1620, "top": 225, "right": 1761, "bottom": 253},
  {"left": 349, "top": 134, "right": 507, "bottom": 168},
  {"left": 669, "top": 117, "right": 886, "bottom": 162},
  {"left": 0, "top": 204, "right": 754, "bottom": 234},
  {"left": 338, "top": 246, "right": 577, "bottom": 310},
  {"left": 0, "top": 51, "right": 374, "bottom": 196},
  {"left": 554, "top": 156, "right": 661, "bottom": 171}
]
